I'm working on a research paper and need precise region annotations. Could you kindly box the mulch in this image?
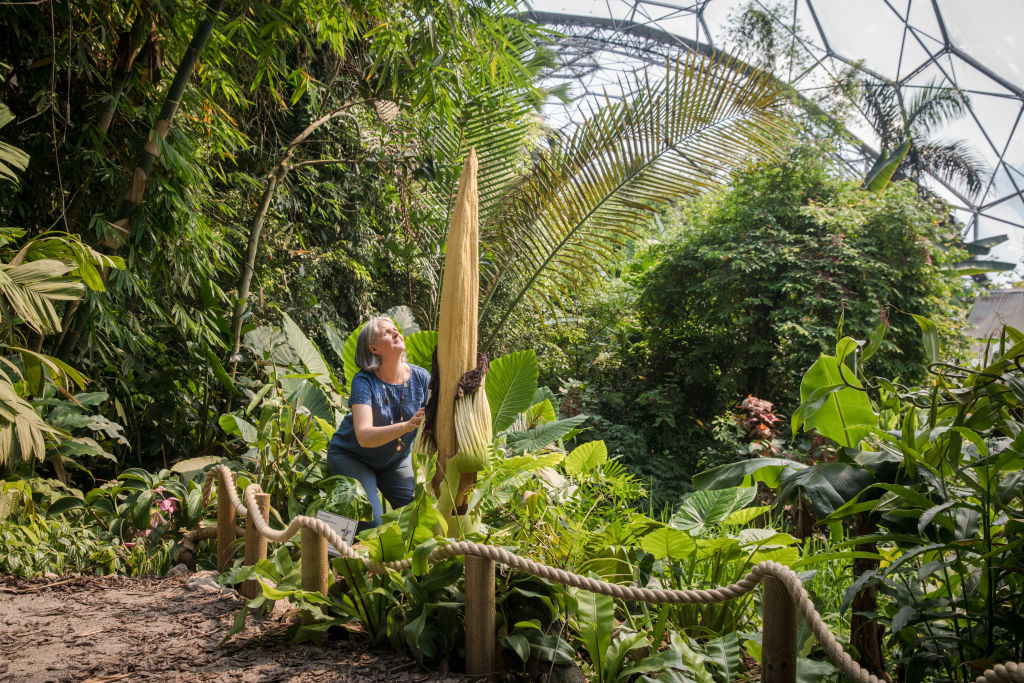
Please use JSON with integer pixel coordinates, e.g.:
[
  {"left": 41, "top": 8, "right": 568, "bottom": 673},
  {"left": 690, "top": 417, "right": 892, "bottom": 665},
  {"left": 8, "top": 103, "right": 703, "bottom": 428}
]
[{"left": 0, "top": 572, "right": 465, "bottom": 682}]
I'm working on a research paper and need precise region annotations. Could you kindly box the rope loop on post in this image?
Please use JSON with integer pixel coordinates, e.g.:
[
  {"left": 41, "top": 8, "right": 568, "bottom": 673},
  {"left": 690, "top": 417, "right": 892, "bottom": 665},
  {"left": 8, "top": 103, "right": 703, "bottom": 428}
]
[{"left": 197, "top": 464, "right": 1023, "bottom": 683}]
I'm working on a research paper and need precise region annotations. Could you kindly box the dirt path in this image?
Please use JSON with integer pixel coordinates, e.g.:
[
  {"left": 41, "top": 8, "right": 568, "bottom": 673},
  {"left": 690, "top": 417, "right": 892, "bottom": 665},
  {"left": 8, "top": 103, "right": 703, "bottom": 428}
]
[{"left": 0, "top": 571, "right": 463, "bottom": 682}]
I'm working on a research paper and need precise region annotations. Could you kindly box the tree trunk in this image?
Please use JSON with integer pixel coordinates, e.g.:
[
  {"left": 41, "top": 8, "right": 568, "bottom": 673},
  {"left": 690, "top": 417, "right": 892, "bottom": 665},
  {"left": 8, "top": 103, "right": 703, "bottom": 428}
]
[
  {"left": 851, "top": 512, "right": 891, "bottom": 681},
  {"left": 55, "top": 0, "right": 226, "bottom": 361},
  {"left": 64, "top": 7, "right": 153, "bottom": 232},
  {"left": 794, "top": 491, "right": 815, "bottom": 540}
]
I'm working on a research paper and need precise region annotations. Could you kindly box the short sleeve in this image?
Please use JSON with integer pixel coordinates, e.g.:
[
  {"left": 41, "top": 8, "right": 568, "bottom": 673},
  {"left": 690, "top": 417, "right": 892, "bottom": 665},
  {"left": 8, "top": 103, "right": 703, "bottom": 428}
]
[
  {"left": 349, "top": 373, "right": 373, "bottom": 406},
  {"left": 412, "top": 365, "right": 430, "bottom": 407}
]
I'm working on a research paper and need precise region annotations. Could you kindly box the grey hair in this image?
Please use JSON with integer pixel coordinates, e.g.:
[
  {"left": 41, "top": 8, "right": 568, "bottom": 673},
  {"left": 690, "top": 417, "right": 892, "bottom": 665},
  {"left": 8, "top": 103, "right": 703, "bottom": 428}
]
[{"left": 354, "top": 315, "right": 396, "bottom": 373}]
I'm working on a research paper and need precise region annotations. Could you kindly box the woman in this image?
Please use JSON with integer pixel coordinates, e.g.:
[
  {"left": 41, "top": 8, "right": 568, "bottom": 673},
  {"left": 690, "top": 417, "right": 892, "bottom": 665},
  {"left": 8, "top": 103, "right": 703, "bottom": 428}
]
[{"left": 327, "top": 316, "right": 428, "bottom": 529}]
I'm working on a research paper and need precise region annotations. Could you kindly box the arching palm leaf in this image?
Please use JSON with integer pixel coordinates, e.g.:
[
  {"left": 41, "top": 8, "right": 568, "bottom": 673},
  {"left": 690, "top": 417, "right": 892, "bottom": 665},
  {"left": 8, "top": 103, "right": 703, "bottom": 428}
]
[
  {"left": 909, "top": 139, "right": 985, "bottom": 197},
  {"left": 857, "top": 78, "right": 985, "bottom": 197},
  {"left": 0, "top": 104, "right": 30, "bottom": 185},
  {"left": 478, "top": 52, "right": 789, "bottom": 347}
]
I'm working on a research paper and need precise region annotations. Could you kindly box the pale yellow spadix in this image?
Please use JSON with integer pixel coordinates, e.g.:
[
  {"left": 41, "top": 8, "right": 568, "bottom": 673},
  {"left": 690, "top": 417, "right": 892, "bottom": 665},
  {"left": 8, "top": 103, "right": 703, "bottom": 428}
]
[{"left": 433, "top": 149, "right": 479, "bottom": 502}]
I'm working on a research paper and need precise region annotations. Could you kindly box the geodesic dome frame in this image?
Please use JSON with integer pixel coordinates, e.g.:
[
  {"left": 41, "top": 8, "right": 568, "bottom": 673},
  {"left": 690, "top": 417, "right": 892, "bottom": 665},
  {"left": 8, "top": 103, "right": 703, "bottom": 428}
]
[{"left": 523, "top": 0, "right": 1024, "bottom": 272}]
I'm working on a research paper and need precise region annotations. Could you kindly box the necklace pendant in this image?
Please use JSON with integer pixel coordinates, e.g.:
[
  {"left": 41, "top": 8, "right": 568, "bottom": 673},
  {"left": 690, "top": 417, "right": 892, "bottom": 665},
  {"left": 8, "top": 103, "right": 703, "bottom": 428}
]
[{"left": 395, "top": 441, "right": 404, "bottom": 453}]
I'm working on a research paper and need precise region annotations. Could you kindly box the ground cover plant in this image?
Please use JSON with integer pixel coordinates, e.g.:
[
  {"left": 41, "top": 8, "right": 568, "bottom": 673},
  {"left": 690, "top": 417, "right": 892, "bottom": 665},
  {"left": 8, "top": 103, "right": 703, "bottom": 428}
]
[{"left": 696, "top": 321, "right": 1024, "bottom": 681}]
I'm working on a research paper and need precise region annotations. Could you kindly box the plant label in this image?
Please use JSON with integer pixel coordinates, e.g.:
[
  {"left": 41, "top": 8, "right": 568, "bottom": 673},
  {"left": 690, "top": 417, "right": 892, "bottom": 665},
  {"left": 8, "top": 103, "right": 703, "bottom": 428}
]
[{"left": 315, "top": 510, "right": 359, "bottom": 557}]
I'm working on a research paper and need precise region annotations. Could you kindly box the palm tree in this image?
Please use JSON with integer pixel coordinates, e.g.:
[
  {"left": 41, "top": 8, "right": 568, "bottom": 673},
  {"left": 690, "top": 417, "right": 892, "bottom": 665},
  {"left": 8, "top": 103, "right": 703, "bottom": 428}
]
[
  {"left": 422, "top": 52, "right": 791, "bottom": 349},
  {"left": 859, "top": 79, "right": 985, "bottom": 196}
]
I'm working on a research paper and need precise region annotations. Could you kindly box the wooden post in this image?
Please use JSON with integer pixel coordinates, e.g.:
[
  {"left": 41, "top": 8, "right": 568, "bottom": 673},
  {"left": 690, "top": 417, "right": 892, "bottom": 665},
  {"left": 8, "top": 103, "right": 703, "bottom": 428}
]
[
  {"left": 240, "top": 491, "right": 270, "bottom": 599},
  {"left": 216, "top": 474, "right": 236, "bottom": 572},
  {"left": 465, "top": 555, "right": 495, "bottom": 677},
  {"left": 762, "top": 575, "right": 797, "bottom": 683},
  {"left": 301, "top": 526, "right": 329, "bottom": 596}
]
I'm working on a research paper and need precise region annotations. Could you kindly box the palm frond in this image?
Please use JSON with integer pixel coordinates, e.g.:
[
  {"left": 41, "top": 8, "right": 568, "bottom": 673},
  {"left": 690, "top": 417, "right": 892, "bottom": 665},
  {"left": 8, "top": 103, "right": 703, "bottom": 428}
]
[
  {"left": 0, "top": 259, "right": 85, "bottom": 336},
  {"left": 859, "top": 80, "right": 902, "bottom": 151},
  {"left": 907, "top": 139, "right": 987, "bottom": 197},
  {"left": 479, "top": 52, "right": 789, "bottom": 348},
  {"left": 417, "top": 89, "right": 541, "bottom": 226},
  {"left": 0, "top": 378, "right": 66, "bottom": 468},
  {"left": 904, "top": 80, "right": 969, "bottom": 136},
  {"left": 0, "top": 104, "right": 30, "bottom": 185}
]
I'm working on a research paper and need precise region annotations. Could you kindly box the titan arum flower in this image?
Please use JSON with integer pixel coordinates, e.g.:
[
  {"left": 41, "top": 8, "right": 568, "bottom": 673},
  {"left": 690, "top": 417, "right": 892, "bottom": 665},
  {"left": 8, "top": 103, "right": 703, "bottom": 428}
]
[{"left": 425, "top": 149, "right": 492, "bottom": 535}]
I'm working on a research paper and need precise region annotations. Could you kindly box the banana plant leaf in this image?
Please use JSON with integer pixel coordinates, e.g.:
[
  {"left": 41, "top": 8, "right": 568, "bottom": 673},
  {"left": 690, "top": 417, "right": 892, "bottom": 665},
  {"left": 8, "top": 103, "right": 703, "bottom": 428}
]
[
  {"left": 793, "top": 354, "right": 876, "bottom": 448},
  {"left": 776, "top": 462, "right": 877, "bottom": 519},
  {"left": 692, "top": 457, "right": 807, "bottom": 491}
]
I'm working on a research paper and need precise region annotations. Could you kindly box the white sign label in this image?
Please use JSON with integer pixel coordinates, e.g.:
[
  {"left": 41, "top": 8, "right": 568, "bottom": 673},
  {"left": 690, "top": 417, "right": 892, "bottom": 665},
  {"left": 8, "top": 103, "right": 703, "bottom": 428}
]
[{"left": 316, "top": 510, "right": 359, "bottom": 557}]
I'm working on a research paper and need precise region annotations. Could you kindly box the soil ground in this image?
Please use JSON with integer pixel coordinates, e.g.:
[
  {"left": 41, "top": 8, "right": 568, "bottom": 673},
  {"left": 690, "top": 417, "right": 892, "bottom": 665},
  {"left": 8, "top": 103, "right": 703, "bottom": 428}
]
[{"left": 0, "top": 571, "right": 464, "bottom": 682}]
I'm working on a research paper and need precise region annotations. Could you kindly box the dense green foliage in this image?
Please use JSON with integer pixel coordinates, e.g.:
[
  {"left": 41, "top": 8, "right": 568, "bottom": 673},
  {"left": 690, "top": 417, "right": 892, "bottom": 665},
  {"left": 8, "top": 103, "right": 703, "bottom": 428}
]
[
  {"left": 1, "top": 2, "right": 1011, "bottom": 681},
  {"left": 558, "top": 144, "right": 969, "bottom": 508},
  {"left": 699, "top": 323, "right": 1024, "bottom": 680}
]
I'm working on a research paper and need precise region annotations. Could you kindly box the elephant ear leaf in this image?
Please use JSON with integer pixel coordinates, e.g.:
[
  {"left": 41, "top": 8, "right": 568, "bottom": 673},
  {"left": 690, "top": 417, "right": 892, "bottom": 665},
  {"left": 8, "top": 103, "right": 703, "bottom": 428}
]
[
  {"left": 486, "top": 350, "right": 538, "bottom": 434},
  {"left": 386, "top": 304, "right": 420, "bottom": 335},
  {"left": 342, "top": 324, "right": 365, "bottom": 394},
  {"left": 405, "top": 331, "right": 437, "bottom": 370}
]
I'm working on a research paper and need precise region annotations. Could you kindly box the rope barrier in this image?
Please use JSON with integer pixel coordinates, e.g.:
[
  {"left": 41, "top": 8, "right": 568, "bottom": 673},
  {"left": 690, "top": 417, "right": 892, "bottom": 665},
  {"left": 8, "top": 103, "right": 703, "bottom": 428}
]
[{"left": 198, "top": 465, "right": 1024, "bottom": 683}]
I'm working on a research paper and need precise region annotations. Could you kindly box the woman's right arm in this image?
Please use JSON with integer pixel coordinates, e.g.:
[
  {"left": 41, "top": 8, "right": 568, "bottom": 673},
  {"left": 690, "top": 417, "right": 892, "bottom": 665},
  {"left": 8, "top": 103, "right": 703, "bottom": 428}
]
[{"left": 351, "top": 403, "right": 425, "bottom": 449}]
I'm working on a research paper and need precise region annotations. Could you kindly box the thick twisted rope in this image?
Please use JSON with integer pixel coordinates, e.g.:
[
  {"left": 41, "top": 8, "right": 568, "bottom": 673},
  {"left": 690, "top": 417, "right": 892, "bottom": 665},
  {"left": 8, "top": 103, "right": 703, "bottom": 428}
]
[{"left": 198, "top": 465, "right": 1023, "bottom": 683}]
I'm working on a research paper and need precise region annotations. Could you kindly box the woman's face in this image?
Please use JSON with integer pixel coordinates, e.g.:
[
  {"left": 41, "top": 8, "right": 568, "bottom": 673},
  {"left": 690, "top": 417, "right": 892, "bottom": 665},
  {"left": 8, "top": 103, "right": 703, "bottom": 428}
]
[{"left": 370, "top": 320, "right": 405, "bottom": 358}]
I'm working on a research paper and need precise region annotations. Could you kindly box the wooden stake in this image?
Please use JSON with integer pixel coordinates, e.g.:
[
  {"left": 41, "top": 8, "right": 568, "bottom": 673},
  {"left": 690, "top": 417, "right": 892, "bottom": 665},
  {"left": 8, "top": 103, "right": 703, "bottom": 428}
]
[
  {"left": 762, "top": 576, "right": 797, "bottom": 683},
  {"left": 465, "top": 555, "right": 495, "bottom": 677},
  {"left": 301, "top": 526, "right": 329, "bottom": 596},
  {"left": 240, "top": 491, "right": 270, "bottom": 599},
  {"left": 216, "top": 475, "right": 236, "bottom": 572}
]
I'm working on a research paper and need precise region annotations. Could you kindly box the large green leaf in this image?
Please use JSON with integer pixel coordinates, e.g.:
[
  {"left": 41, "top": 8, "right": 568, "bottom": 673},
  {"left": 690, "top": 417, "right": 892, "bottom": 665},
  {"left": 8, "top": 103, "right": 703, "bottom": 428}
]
[
  {"left": 794, "top": 354, "right": 876, "bottom": 448},
  {"left": 564, "top": 440, "right": 608, "bottom": 476},
  {"left": 323, "top": 322, "right": 346, "bottom": 366},
  {"left": 219, "top": 414, "right": 257, "bottom": 444},
  {"left": 244, "top": 325, "right": 299, "bottom": 367},
  {"left": 386, "top": 304, "right": 420, "bottom": 335},
  {"left": 0, "top": 379, "right": 66, "bottom": 467},
  {"left": 358, "top": 521, "right": 405, "bottom": 563},
  {"left": 639, "top": 526, "right": 696, "bottom": 561},
  {"left": 570, "top": 587, "right": 613, "bottom": 680},
  {"left": 669, "top": 487, "right": 757, "bottom": 535},
  {"left": 0, "top": 259, "right": 84, "bottom": 335},
  {"left": 705, "top": 632, "right": 741, "bottom": 683},
  {"left": 0, "top": 104, "right": 29, "bottom": 185},
  {"left": 692, "top": 457, "right": 807, "bottom": 491},
  {"left": 486, "top": 350, "right": 539, "bottom": 434},
  {"left": 288, "top": 380, "right": 333, "bottom": 423},
  {"left": 777, "top": 463, "right": 877, "bottom": 518},
  {"left": 864, "top": 140, "right": 911, "bottom": 192},
  {"left": 281, "top": 312, "right": 331, "bottom": 387},
  {"left": 405, "top": 330, "right": 437, "bottom": 370},
  {"left": 911, "top": 314, "right": 940, "bottom": 364},
  {"left": 342, "top": 323, "right": 365, "bottom": 393},
  {"left": 505, "top": 414, "right": 587, "bottom": 453},
  {"left": 479, "top": 51, "right": 787, "bottom": 348}
]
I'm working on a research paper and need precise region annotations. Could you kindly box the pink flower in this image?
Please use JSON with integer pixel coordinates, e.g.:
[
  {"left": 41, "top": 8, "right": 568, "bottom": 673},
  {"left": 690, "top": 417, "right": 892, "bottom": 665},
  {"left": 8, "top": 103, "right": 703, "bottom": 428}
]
[
  {"left": 158, "top": 497, "right": 179, "bottom": 515},
  {"left": 153, "top": 486, "right": 166, "bottom": 494}
]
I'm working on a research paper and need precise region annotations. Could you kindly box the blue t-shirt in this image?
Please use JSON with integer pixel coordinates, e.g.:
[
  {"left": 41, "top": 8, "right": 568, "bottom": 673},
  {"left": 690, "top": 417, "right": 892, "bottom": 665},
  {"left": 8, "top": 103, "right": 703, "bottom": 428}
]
[{"left": 328, "top": 364, "right": 430, "bottom": 467}]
